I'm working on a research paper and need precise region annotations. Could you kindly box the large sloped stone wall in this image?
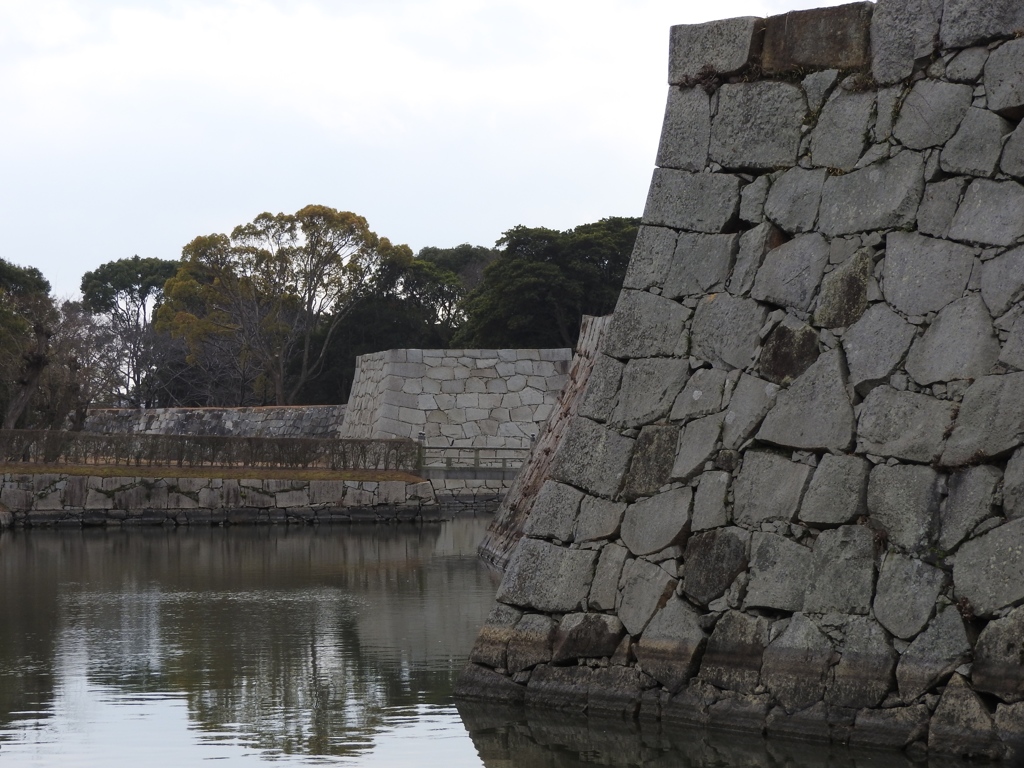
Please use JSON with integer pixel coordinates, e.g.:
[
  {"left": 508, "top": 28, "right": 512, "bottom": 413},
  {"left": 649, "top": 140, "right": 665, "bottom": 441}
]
[{"left": 457, "top": 1, "right": 1024, "bottom": 760}]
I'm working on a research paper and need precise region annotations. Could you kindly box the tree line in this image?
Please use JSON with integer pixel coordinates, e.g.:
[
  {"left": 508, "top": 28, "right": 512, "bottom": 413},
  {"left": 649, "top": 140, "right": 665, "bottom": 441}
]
[{"left": 0, "top": 205, "right": 638, "bottom": 428}]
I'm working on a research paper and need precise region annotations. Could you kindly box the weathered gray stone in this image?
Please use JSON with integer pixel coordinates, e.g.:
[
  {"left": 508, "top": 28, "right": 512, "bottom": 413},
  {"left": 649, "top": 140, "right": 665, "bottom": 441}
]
[
  {"left": 662, "top": 233, "right": 738, "bottom": 299},
  {"left": 620, "top": 486, "right": 692, "bottom": 557},
  {"left": 1003, "top": 123, "right": 1024, "bottom": 179},
  {"left": 551, "top": 613, "right": 625, "bottom": 663},
  {"left": 874, "top": 552, "right": 945, "bottom": 640},
  {"left": 758, "top": 316, "right": 820, "bottom": 386},
  {"left": 804, "top": 525, "right": 875, "bottom": 615},
  {"left": 928, "top": 674, "right": 1002, "bottom": 759},
  {"left": 941, "top": 465, "right": 1002, "bottom": 552},
  {"left": 764, "top": 167, "right": 826, "bottom": 234},
  {"left": 603, "top": 289, "right": 688, "bottom": 360},
  {"left": 506, "top": 613, "right": 557, "bottom": 673},
  {"left": 948, "top": 179, "right": 1024, "bottom": 247},
  {"left": 974, "top": 607, "right": 1024, "bottom": 703},
  {"left": 871, "top": 0, "right": 943, "bottom": 84},
  {"left": 611, "top": 358, "right": 689, "bottom": 428},
  {"left": 810, "top": 91, "right": 874, "bottom": 171},
  {"left": 803, "top": 69, "right": 838, "bottom": 113},
  {"left": 729, "top": 223, "right": 785, "bottom": 297},
  {"left": 698, "top": 611, "right": 770, "bottom": 694},
  {"left": 721, "top": 373, "right": 779, "bottom": 450},
  {"left": 497, "top": 539, "right": 598, "bottom": 613},
  {"left": 996, "top": 702, "right": 1024, "bottom": 764},
  {"left": 1001, "top": 314, "right": 1024, "bottom": 371},
  {"left": 856, "top": 386, "right": 958, "bottom": 463},
  {"left": 524, "top": 664, "right": 591, "bottom": 712},
  {"left": 819, "top": 151, "right": 925, "bottom": 236},
  {"left": 893, "top": 80, "right": 973, "bottom": 149},
  {"left": 690, "top": 295, "right": 767, "bottom": 370},
  {"left": 739, "top": 174, "right": 770, "bottom": 225},
  {"left": 656, "top": 86, "right": 711, "bottom": 172},
  {"left": 761, "top": 3, "right": 872, "bottom": 74},
  {"left": 981, "top": 245, "right": 1024, "bottom": 317},
  {"left": 813, "top": 249, "right": 872, "bottom": 328},
  {"left": 826, "top": 617, "right": 898, "bottom": 709},
  {"left": 751, "top": 233, "right": 829, "bottom": 313},
  {"left": 643, "top": 169, "right": 741, "bottom": 233},
  {"left": 955, "top": 518, "right": 1024, "bottom": 617},
  {"left": 756, "top": 349, "right": 855, "bottom": 453},
  {"left": 710, "top": 82, "right": 806, "bottom": 170},
  {"left": 896, "top": 606, "right": 971, "bottom": 701},
  {"left": 986, "top": 38, "right": 1024, "bottom": 119},
  {"left": 744, "top": 532, "right": 811, "bottom": 612},
  {"left": 1006, "top": 448, "right": 1024, "bottom": 520},
  {"left": 799, "top": 454, "right": 868, "bottom": 526},
  {"left": 668, "top": 17, "right": 763, "bottom": 83},
  {"left": 621, "top": 425, "right": 678, "bottom": 501},
  {"left": 587, "top": 665, "right": 644, "bottom": 718},
  {"left": 574, "top": 495, "right": 626, "bottom": 543},
  {"left": 948, "top": 46, "right": 990, "bottom": 82},
  {"left": 941, "top": 0, "right": 1024, "bottom": 47},
  {"left": 680, "top": 527, "right": 749, "bottom": 606},
  {"left": 635, "top": 597, "right": 706, "bottom": 693},
  {"left": 670, "top": 367, "right": 727, "bottom": 423},
  {"left": 692, "top": 470, "right": 729, "bottom": 531},
  {"left": 453, "top": 663, "right": 525, "bottom": 705},
  {"left": 577, "top": 354, "right": 623, "bottom": 423},
  {"left": 550, "top": 417, "right": 634, "bottom": 499},
  {"left": 761, "top": 614, "right": 834, "bottom": 713},
  {"left": 589, "top": 543, "right": 628, "bottom": 611},
  {"left": 842, "top": 303, "right": 917, "bottom": 391},
  {"left": 617, "top": 557, "right": 677, "bottom": 635},
  {"left": 622, "top": 226, "right": 677, "bottom": 292},
  {"left": 868, "top": 464, "right": 941, "bottom": 555},
  {"left": 941, "top": 108, "right": 1013, "bottom": 177},
  {"left": 469, "top": 603, "right": 523, "bottom": 669},
  {"left": 733, "top": 450, "right": 812, "bottom": 527},
  {"left": 918, "top": 178, "right": 968, "bottom": 239},
  {"left": 850, "top": 705, "right": 930, "bottom": 751},
  {"left": 941, "top": 373, "right": 1024, "bottom": 466},
  {"left": 670, "top": 413, "right": 723, "bottom": 483},
  {"left": 522, "top": 481, "right": 585, "bottom": 542},
  {"left": 882, "top": 231, "right": 975, "bottom": 317}
]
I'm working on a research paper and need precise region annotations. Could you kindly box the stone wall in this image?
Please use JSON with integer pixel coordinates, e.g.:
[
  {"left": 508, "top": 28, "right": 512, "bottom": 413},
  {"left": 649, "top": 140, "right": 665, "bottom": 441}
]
[
  {"left": 457, "top": 1, "right": 1024, "bottom": 761},
  {"left": 340, "top": 349, "right": 571, "bottom": 449},
  {"left": 0, "top": 472, "right": 438, "bottom": 526},
  {"left": 84, "top": 405, "right": 347, "bottom": 439}
]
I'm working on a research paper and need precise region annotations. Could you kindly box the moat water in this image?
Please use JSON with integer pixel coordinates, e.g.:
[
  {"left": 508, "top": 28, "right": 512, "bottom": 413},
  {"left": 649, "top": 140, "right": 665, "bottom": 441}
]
[{"left": 0, "top": 518, "right": 945, "bottom": 767}]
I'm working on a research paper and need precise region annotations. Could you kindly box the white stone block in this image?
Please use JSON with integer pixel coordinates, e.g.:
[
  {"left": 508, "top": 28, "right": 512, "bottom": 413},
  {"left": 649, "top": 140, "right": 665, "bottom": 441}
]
[
  {"left": 507, "top": 375, "right": 527, "bottom": 392},
  {"left": 496, "top": 362, "right": 516, "bottom": 377},
  {"left": 465, "top": 407, "right": 490, "bottom": 421},
  {"left": 486, "top": 379, "right": 508, "bottom": 394},
  {"left": 520, "top": 388, "right": 545, "bottom": 406},
  {"left": 426, "top": 367, "right": 454, "bottom": 381}
]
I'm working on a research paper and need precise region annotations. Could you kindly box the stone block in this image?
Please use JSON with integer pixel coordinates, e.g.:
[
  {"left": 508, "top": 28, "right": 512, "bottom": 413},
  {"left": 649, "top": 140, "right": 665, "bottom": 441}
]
[
  {"left": 620, "top": 486, "right": 692, "bottom": 556},
  {"left": 941, "top": 465, "right": 1001, "bottom": 552},
  {"left": 850, "top": 705, "right": 930, "bottom": 750},
  {"left": 804, "top": 525, "right": 875, "bottom": 614},
  {"left": 761, "top": 614, "right": 834, "bottom": 713},
  {"left": 469, "top": 603, "right": 523, "bottom": 669},
  {"left": 721, "top": 373, "right": 778, "bottom": 449},
  {"left": 733, "top": 450, "right": 812, "bottom": 526},
  {"left": 759, "top": 316, "right": 820, "bottom": 386},
  {"left": 680, "top": 526, "right": 749, "bottom": 606},
  {"left": 868, "top": 464, "right": 941, "bottom": 555},
  {"left": 697, "top": 611, "right": 770, "bottom": 694},
  {"left": 918, "top": 178, "right": 968, "bottom": 239},
  {"left": 1003, "top": 124, "right": 1024, "bottom": 179},
  {"left": 874, "top": 552, "right": 945, "bottom": 640},
  {"left": 587, "top": 665, "right": 644, "bottom": 718},
  {"left": 763, "top": 167, "right": 826, "bottom": 234},
  {"left": 670, "top": 367, "right": 727, "bottom": 423},
  {"left": 986, "top": 38, "right": 1024, "bottom": 120},
  {"left": 588, "top": 543, "right": 628, "bottom": 611},
  {"left": 799, "top": 454, "right": 868, "bottom": 525},
  {"left": 602, "top": 289, "right": 688, "bottom": 360},
  {"left": 871, "top": 0, "right": 943, "bottom": 84},
  {"left": 856, "top": 386, "right": 958, "bottom": 463},
  {"left": 906, "top": 295, "right": 1000, "bottom": 385},
  {"left": 656, "top": 86, "right": 710, "bottom": 172},
  {"left": 728, "top": 222, "right": 786, "bottom": 297},
  {"left": 756, "top": 349, "right": 855, "bottom": 453},
  {"left": 897, "top": 606, "right": 970, "bottom": 701},
  {"left": 973, "top": 607, "right": 1024, "bottom": 704},
  {"left": 573, "top": 496, "right": 626, "bottom": 542},
  {"left": 942, "top": 373, "right": 1024, "bottom": 465},
  {"left": 709, "top": 82, "right": 805, "bottom": 170},
  {"left": 949, "top": 179, "right": 1024, "bottom": 247},
  {"left": 522, "top": 481, "right": 584, "bottom": 542},
  {"left": 810, "top": 90, "right": 874, "bottom": 171},
  {"left": 1006, "top": 448, "right": 1024, "bottom": 520},
  {"left": 668, "top": 16, "right": 763, "bottom": 83},
  {"left": 826, "top": 616, "right": 897, "bottom": 709},
  {"left": 550, "top": 417, "right": 634, "bottom": 499},
  {"left": 550, "top": 613, "right": 624, "bottom": 663},
  {"left": 611, "top": 358, "right": 688, "bottom": 428},
  {"left": 751, "top": 233, "right": 829, "bottom": 312},
  {"left": 692, "top": 470, "right": 729, "bottom": 531},
  {"left": 670, "top": 413, "right": 723, "bottom": 483},
  {"left": 453, "top": 663, "right": 525, "bottom": 705},
  {"left": 662, "top": 233, "right": 738, "bottom": 299},
  {"left": 841, "top": 303, "right": 917, "bottom": 391},
  {"left": 894, "top": 80, "right": 974, "bottom": 150},
  {"left": 690, "top": 295, "right": 766, "bottom": 370},
  {"left": 616, "top": 557, "right": 677, "bottom": 635},
  {"left": 496, "top": 538, "right": 597, "bottom": 613},
  {"left": 761, "top": 4, "right": 872, "bottom": 74},
  {"left": 622, "top": 425, "right": 678, "bottom": 501},
  {"left": 622, "top": 226, "right": 676, "bottom": 292},
  {"left": 981, "top": 245, "right": 1024, "bottom": 317},
  {"left": 941, "top": 0, "right": 1024, "bottom": 47},
  {"left": 634, "top": 597, "right": 706, "bottom": 693},
  {"left": 928, "top": 674, "right": 1002, "bottom": 759},
  {"left": 813, "top": 250, "right": 872, "bottom": 329},
  {"left": 941, "top": 108, "right": 1013, "bottom": 177},
  {"left": 954, "top": 518, "right": 1024, "bottom": 617},
  {"left": 744, "top": 532, "right": 811, "bottom": 612},
  {"left": 642, "top": 169, "right": 741, "bottom": 233},
  {"left": 997, "top": 702, "right": 1024, "bottom": 763},
  {"left": 818, "top": 151, "right": 925, "bottom": 236},
  {"left": 524, "top": 664, "right": 591, "bottom": 712},
  {"left": 882, "top": 231, "right": 975, "bottom": 317}
]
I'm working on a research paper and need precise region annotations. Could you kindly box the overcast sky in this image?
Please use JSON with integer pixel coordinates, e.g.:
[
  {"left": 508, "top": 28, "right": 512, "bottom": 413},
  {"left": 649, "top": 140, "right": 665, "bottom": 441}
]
[{"left": 1, "top": 0, "right": 857, "bottom": 297}]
